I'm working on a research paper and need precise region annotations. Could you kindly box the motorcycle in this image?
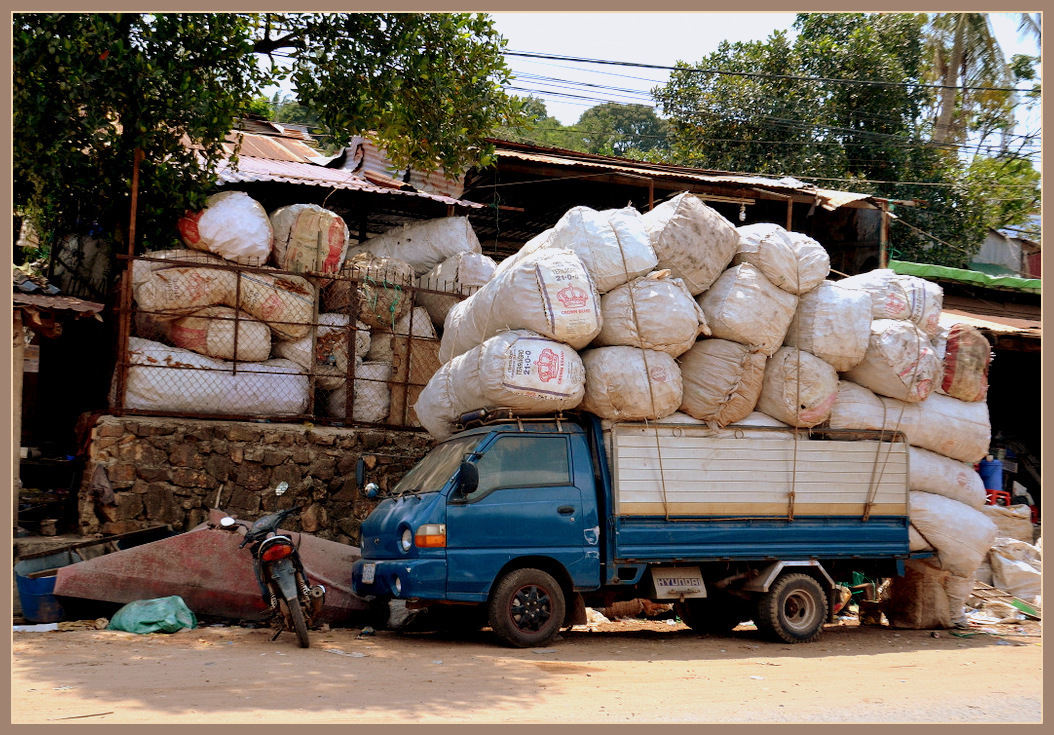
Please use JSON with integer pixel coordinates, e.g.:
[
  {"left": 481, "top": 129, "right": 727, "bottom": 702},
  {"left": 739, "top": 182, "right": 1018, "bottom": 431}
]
[{"left": 219, "top": 482, "right": 326, "bottom": 648}]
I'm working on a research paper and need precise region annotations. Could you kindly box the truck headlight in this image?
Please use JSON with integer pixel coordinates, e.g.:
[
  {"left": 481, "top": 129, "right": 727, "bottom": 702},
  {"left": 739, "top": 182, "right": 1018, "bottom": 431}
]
[
  {"left": 393, "top": 575, "right": 402, "bottom": 597},
  {"left": 399, "top": 528, "right": 413, "bottom": 553}
]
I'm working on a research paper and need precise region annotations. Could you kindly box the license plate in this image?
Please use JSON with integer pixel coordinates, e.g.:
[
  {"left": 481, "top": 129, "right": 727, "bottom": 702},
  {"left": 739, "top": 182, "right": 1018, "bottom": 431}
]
[
  {"left": 650, "top": 566, "right": 706, "bottom": 599},
  {"left": 361, "top": 563, "right": 376, "bottom": 584}
]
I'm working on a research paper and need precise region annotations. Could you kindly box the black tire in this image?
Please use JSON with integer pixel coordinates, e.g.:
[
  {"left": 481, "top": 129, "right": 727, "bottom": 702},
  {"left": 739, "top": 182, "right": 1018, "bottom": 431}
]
[
  {"left": 754, "top": 573, "right": 828, "bottom": 644},
  {"left": 489, "top": 568, "right": 566, "bottom": 648},
  {"left": 285, "top": 596, "right": 310, "bottom": 649},
  {"left": 675, "top": 597, "right": 748, "bottom": 634}
]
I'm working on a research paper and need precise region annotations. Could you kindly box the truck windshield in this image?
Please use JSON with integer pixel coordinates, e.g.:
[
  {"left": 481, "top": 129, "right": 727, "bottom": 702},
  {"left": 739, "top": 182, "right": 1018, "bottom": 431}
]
[{"left": 390, "top": 435, "right": 483, "bottom": 496}]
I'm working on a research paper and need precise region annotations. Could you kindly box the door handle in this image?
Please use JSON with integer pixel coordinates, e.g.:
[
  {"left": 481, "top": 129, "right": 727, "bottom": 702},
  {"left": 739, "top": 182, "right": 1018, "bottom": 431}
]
[{"left": 557, "top": 505, "right": 575, "bottom": 515}]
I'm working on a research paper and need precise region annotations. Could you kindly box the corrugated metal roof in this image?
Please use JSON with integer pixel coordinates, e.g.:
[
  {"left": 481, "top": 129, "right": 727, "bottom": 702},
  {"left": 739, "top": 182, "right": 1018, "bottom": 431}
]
[
  {"left": 216, "top": 156, "right": 483, "bottom": 209},
  {"left": 492, "top": 147, "right": 874, "bottom": 212},
  {"left": 13, "top": 292, "right": 105, "bottom": 316},
  {"left": 327, "top": 136, "right": 466, "bottom": 200},
  {"left": 940, "top": 295, "right": 1040, "bottom": 339},
  {"left": 222, "top": 131, "right": 322, "bottom": 163}
]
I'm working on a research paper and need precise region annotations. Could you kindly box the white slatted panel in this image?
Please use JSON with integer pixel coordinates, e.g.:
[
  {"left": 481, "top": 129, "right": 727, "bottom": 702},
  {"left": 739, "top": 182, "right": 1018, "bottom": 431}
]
[{"left": 611, "top": 425, "right": 908, "bottom": 517}]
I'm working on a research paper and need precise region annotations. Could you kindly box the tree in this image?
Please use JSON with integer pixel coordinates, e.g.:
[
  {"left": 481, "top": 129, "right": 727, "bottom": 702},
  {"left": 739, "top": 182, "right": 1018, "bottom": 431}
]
[
  {"left": 14, "top": 12, "right": 523, "bottom": 258},
  {"left": 571, "top": 103, "right": 670, "bottom": 157},
  {"left": 653, "top": 12, "right": 1039, "bottom": 268},
  {"left": 926, "top": 13, "right": 1016, "bottom": 146}
]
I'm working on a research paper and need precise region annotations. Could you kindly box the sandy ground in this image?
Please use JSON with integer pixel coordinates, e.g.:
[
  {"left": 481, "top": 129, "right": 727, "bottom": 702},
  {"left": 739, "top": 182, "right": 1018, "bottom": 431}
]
[{"left": 10, "top": 615, "right": 1043, "bottom": 724}]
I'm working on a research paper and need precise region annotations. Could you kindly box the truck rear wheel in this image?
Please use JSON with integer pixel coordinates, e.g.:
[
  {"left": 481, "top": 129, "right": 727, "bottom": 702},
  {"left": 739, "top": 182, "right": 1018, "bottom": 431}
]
[
  {"left": 489, "top": 568, "right": 566, "bottom": 648},
  {"left": 754, "top": 573, "right": 828, "bottom": 644}
]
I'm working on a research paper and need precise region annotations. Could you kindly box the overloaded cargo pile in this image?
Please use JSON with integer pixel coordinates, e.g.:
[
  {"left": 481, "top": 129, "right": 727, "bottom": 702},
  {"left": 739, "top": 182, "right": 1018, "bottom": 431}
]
[
  {"left": 411, "top": 192, "right": 998, "bottom": 628},
  {"left": 122, "top": 190, "right": 493, "bottom": 425}
]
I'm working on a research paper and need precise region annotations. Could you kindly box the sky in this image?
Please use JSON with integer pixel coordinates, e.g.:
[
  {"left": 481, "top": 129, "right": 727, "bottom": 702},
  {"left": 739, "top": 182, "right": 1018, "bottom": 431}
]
[{"left": 488, "top": 12, "right": 1040, "bottom": 126}]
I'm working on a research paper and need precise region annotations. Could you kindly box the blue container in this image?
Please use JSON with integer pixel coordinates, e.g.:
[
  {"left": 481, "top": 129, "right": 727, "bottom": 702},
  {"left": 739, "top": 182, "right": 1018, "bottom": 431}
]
[
  {"left": 978, "top": 458, "right": 1003, "bottom": 491},
  {"left": 14, "top": 550, "right": 82, "bottom": 623}
]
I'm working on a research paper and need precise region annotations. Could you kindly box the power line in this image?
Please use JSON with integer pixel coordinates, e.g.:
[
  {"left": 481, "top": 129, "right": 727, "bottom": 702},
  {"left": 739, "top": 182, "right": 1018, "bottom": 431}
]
[{"left": 505, "top": 50, "right": 1034, "bottom": 94}]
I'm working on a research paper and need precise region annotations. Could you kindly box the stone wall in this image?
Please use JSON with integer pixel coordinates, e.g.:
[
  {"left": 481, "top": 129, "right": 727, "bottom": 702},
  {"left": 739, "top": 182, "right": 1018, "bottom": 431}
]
[{"left": 80, "top": 415, "right": 435, "bottom": 546}]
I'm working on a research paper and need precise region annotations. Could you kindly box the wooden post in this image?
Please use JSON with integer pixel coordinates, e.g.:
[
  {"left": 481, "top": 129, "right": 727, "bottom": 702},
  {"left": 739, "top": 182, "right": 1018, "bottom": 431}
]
[
  {"left": 878, "top": 200, "right": 890, "bottom": 268},
  {"left": 13, "top": 308, "right": 25, "bottom": 530},
  {"left": 114, "top": 148, "right": 144, "bottom": 410}
]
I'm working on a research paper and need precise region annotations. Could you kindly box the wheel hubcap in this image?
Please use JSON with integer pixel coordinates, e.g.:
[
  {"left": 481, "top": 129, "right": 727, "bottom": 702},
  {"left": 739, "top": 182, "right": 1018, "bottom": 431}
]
[
  {"left": 783, "top": 591, "right": 815, "bottom": 631},
  {"left": 510, "top": 585, "right": 551, "bottom": 632}
]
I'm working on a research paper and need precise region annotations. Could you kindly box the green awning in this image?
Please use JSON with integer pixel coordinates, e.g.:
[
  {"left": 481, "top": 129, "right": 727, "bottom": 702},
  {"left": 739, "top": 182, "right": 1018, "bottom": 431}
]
[{"left": 888, "top": 260, "right": 1040, "bottom": 294}]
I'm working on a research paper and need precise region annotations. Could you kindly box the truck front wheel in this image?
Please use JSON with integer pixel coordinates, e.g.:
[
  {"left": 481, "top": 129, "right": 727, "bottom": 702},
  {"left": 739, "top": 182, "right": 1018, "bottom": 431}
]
[
  {"left": 489, "top": 568, "right": 566, "bottom": 648},
  {"left": 754, "top": 573, "right": 829, "bottom": 643}
]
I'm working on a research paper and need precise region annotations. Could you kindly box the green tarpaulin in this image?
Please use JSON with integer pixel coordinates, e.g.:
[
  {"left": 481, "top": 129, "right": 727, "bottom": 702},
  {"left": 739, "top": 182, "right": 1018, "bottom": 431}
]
[{"left": 888, "top": 260, "right": 1040, "bottom": 294}]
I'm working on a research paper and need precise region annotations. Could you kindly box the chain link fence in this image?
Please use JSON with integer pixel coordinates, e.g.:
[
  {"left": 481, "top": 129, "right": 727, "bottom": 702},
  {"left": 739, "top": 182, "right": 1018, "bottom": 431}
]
[{"left": 113, "top": 249, "right": 473, "bottom": 429}]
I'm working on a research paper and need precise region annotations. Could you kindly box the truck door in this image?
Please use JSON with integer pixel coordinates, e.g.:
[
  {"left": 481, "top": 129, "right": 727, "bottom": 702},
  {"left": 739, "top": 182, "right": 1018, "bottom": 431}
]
[{"left": 445, "top": 433, "right": 590, "bottom": 599}]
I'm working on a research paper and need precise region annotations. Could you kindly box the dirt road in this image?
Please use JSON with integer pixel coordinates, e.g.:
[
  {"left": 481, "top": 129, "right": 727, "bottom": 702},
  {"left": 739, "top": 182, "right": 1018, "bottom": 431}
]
[{"left": 11, "top": 617, "right": 1042, "bottom": 724}]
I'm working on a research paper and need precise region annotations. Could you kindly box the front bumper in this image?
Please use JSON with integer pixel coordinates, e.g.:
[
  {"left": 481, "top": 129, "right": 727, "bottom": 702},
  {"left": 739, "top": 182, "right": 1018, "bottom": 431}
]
[{"left": 351, "top": 557, "right": 447, "bottom": 601}]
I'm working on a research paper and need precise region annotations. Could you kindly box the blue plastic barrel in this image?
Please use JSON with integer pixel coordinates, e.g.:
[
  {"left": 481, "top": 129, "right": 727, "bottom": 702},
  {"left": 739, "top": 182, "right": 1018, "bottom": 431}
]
[
  {"left": 978, "top": 458, "right": 1003, "bottom": 491},
  {"left": 14, "top": 550, "right": 82, "bottom": 623}
]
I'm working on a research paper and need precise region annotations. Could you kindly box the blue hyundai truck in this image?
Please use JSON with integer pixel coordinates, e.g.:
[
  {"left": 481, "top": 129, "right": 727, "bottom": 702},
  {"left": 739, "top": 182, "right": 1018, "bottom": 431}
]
[{"left": 352, "top": 411, "right": 913, "bottom": 647}]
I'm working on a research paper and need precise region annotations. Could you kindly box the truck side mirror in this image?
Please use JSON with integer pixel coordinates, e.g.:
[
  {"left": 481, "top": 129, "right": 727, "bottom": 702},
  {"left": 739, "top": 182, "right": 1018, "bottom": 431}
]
[
  {"left": 356, "top": 457, "right": 366, "bottom": 489},
  {"left": 457, "top": 461, "right": 479, "bottom": 497}
]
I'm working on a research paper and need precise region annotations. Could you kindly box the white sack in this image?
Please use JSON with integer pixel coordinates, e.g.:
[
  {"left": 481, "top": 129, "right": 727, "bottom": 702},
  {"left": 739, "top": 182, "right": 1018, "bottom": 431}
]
[
  {"left": 579, "top": 346, "right": 682, "bottom": 421},
  {"left": 733, "top": 223, "right": 829, "bottom": 294},
  {"left": 132, "top": 250, "right": 237, "bottom": 316},
  {"left": 842, "top": 319, "right": 941, "bottom": 403},
  {"left": 324, "top": 252, "right": 416, "bottom": 330},
  {"left": 783, "top": 280, "right": 872, "bottom": 372},
  {"left": 909, "top": 524, "right": 933, "bottom": 552},
  {"left": 938, "top": 323, "right": 991, "bottom": 402},
  {"left": 591, "top": 270, "right": 710, "bottom": 356},
  {"left": 908, "top": 490, "right": 998, "bottom": 578},
  {"left": 908, "top": 446, "right": 986, "bottom": 509},
  {"left": 837, "top": 269, "right": 913, "bottom": 321},
  {"left": 440, "top": 248, "right": 601, "bottom": 363},
  {"left": 415, "top": 252, "right": 497, "bottom": 327},
  {"left": 987, "top": 538, "right": 1042, "bottom": 604},
  {"left": 178, "top": 191, "right": 273, "bottom": 266},
  {"left": 696, "top": 263, "right": 798, "bottom": 356},
  {"left": 897, "top": 274, "right": 943, "bottom": 337},
  {"left": 344, "top": 216, "right": 481, "bottom": 277},
  {"left": 326, "top": 360, "right": 392, "bottom": 423},
  {"left": 160, "top": 306, "right": 271, "bottom": 362},
  {"left": 756, "top": 346, "right": 839, "bottom": 427},
  {"left": 826, "top": 381, "right": 990, "bottom": 464},
  {"left": 678, "top": 338, "right": 767, "bottom": 428},
  {"left": 273, "top": 314, "right": 370, "bottom": 390},
  {"left": 121, "top": 337, "right": 308, "bottom": 416},
  {"left": 367, "top": 307, "right": 436, "bottom": 363},
  {"left": 980, "top": 504, "right": 1035, "bottom": 543},
  {"left": 270, "top": 203, "right": 350, "bottom": 274},
  {"left": 493, "top": 207, "right": 657, "bottom": 293},
  {"left": 944, "top": 573, "right": 975, "bottom": 626},
  {"left": 235, "top": 269, "right": 315, "bottom": 340},
  {"left": 415, "top": 330, "right": 586, "bottom": 440},
  {"left": 641, "top": 192, "right": 739, "bottom": 295}
]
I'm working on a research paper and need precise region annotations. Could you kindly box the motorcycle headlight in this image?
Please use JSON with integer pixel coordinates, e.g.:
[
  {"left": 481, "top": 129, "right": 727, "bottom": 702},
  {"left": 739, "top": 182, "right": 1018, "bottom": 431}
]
[{"left": 399, "top": 528, "right": 413, "bottom": 552}]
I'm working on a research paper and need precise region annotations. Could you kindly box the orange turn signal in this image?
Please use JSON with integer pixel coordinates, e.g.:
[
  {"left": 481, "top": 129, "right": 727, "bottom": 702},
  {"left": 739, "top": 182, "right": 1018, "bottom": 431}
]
[{"left": 414, "top": 524, "right": 447, "bottom": 548}]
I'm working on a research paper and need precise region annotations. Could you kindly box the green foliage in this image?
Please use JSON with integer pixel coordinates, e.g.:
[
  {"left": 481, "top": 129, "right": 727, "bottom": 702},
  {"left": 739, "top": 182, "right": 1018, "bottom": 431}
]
[
  {"left": 572, "top": 103, "right": 670, "bottom": 157},
  {"left": 13, "top": 12, "right": 523, "bottom": 259},
  {"left": 653, "top": 12, "right": 1038, "bottom": 268}
]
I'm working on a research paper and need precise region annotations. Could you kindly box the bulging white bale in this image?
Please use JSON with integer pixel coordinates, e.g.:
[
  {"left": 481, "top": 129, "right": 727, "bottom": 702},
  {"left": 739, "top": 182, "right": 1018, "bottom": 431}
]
[
  {"left": 160, "top": 306, "right": 271, "bottom": 362},
  {"left": 756, "top": 346, "right": 839, "bottom": 427},
  {"left": 415, "top": 330, "right": 586, "bottom": 440},
  {"left": 641, "top": 192, "right": 739, "bottom": 295},
  {"left": 837, "top": 269, "right": 913, "bottom": 321},
  {"left": 733, "top": 223, "right": 829, "bottom": 295},
  {"left": 842, "top": 319, "right": 941, "bottom": 403},
  {"left": 269, "top": 203, "right": 350, "bottom": 274},
  {"left": 415, "top": 252, "right": 497, "bottom": 327},
  {"left": 938, "top": 323, "right": 991, "bottom": 402},
  {"left": 913, "top": 392, "right": 991, "bottom": 464},
  {"left": 439, "top": 248, "right": 601, "bottom": 363},
  {"left": 909, "top": 490, "right": 998, "bottom": 578},
  {"left": 344, "top": 216, "right": 482, "bottom": 277},
  {"left": 133, "top": 250, "right": 237, "bottom": 316},
  {"left": 783, "top": 280, "right": 872, "bottom": 372},
  {"left": 591, "top": 270, "right": 710, "bottom": 356},
  {"left": 326, "top": 360, "right": 392, "bottom": 423},
  {"left": 908, "top": 525, "right": 933, "bottom": 551},
  {"left": 273, "top": 314, "right": 370, "bottom": 390},
  {"left": 121, "top": 337, "right": 308, "bottom": 416},
  {"left": 987, "top": 538, "right": 1042, "bottom": 604},
  {"left": 235, "top": 269, "right": 315, "bottom": 340},
  {"left": 492, "top": 207, "right": 657, "bottom": 293},
  {"left": 678, "top": 338, "right": 767, "bottom": 428},
  {"left": 324, "top": 252, "right": 416, "bottom": 330},
  {"left": 367, "top": 307, "right": 436, "bottom": 363},
  {"left": 898, "top": 274, "right": 943, "bottom": 337},
  {"left": 696, "top": 263, "right": 798, "bottom": 356},
  {"left": 178, "top": 191, "right": 273, "bottom": 266},
  {"left": 579, "top": 346, "right": 682, "bottom": 421},
  {"left": 980, "top": 504, "right": 1035, "bottom": 543},
  {"left": 908, "top": 446, "right": 986, "bottom": 509},
  {"left": 826, "top": 381, "right": 989, "bottom": 464}
]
